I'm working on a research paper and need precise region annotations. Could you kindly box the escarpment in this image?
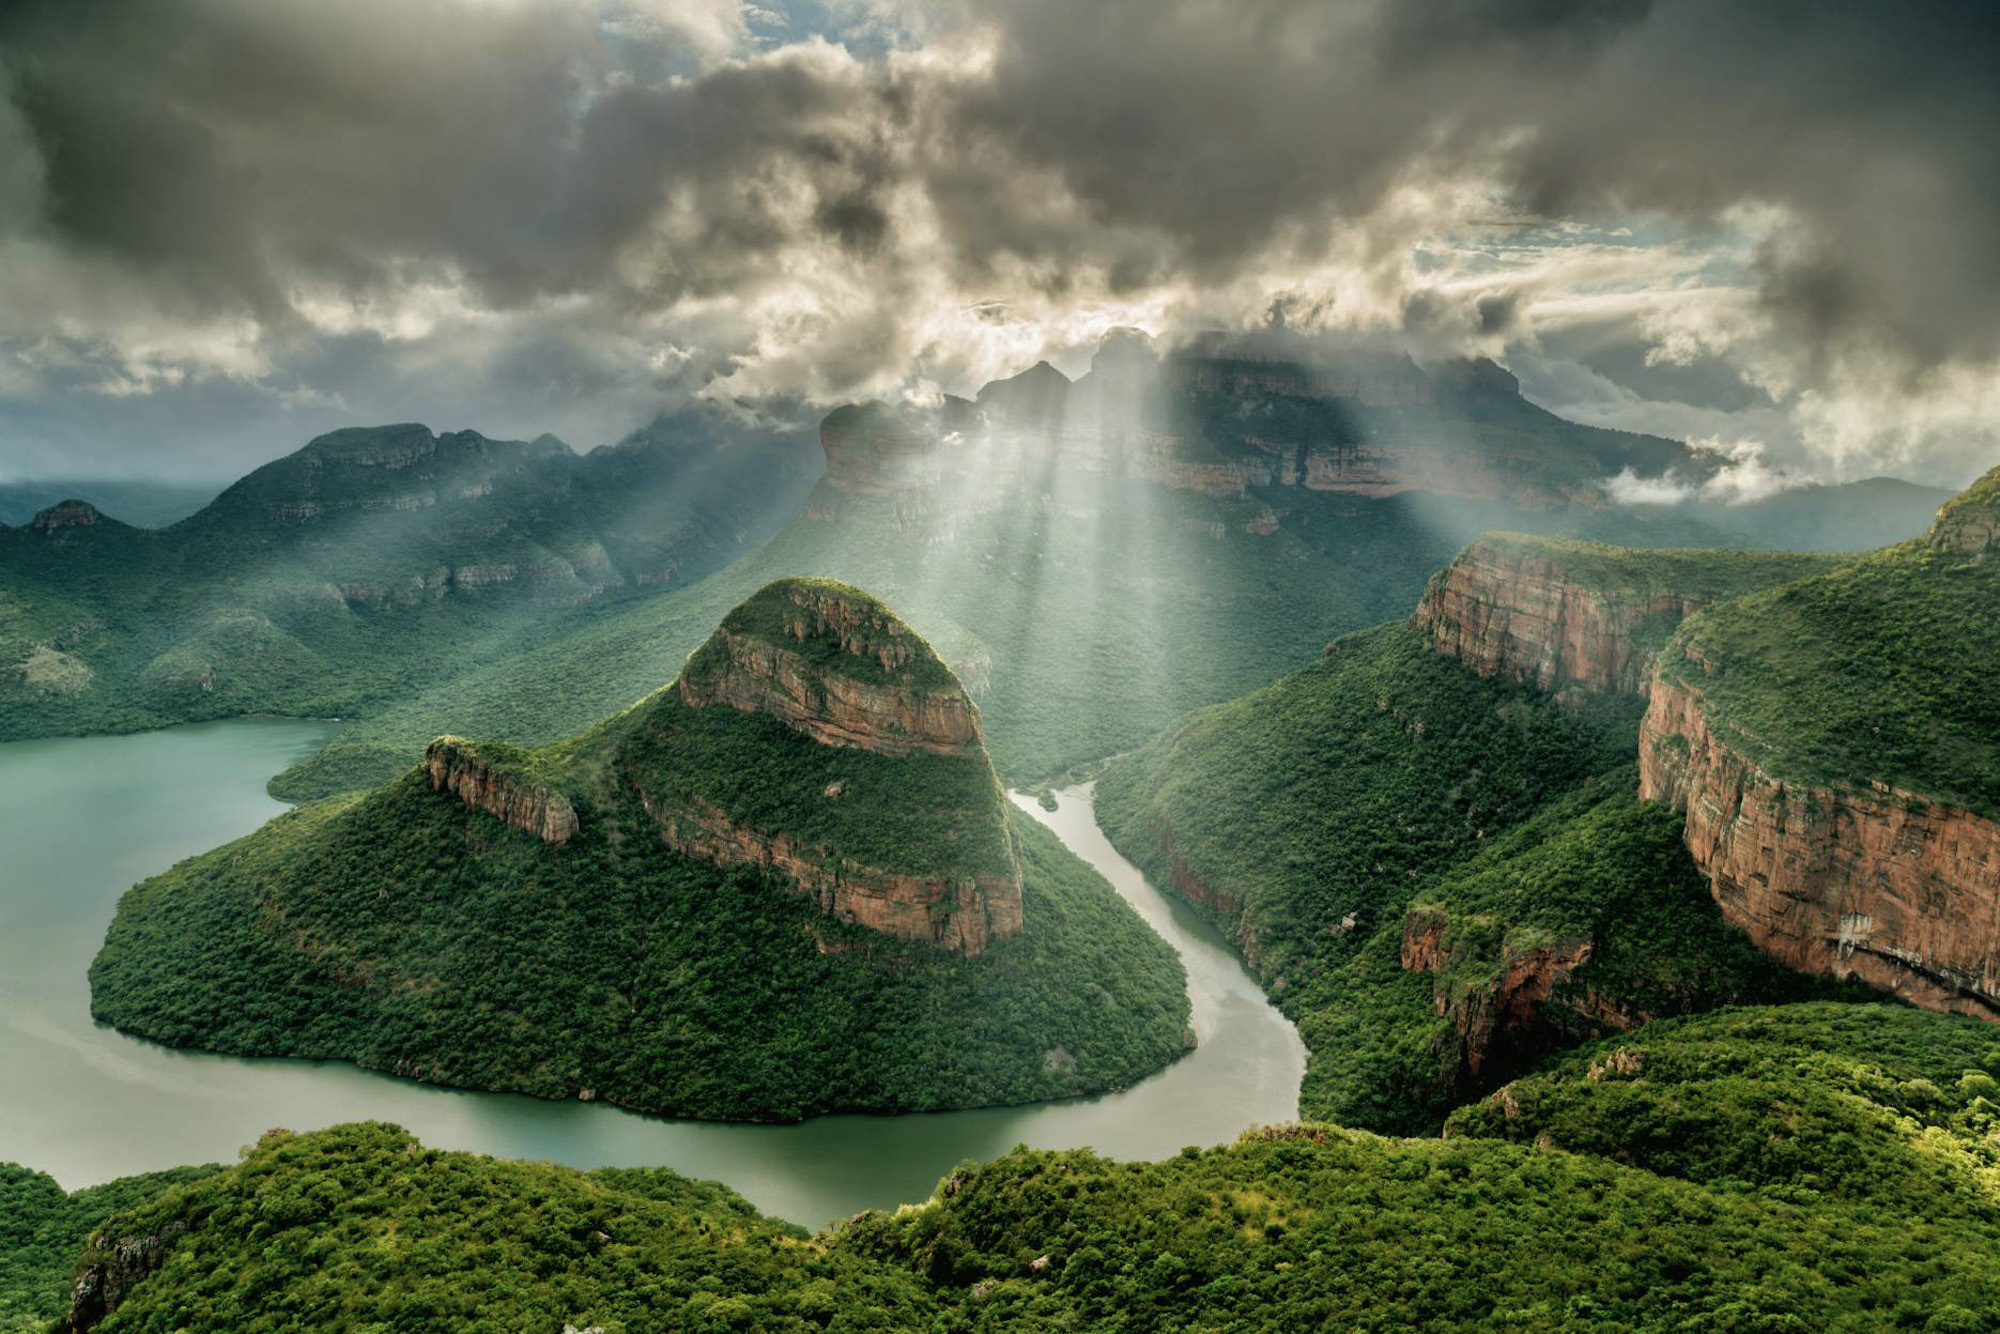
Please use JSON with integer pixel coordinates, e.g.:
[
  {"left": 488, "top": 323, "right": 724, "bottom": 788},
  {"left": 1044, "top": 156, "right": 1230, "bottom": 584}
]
[
  {"left": 1639, "top": 476, "right": 2000, "bottom": 1021},
  {"left": 637, "top": 788, "right": 1022, "bottom": 956},
  {"left": 643, "top": 578, "right": 1023, "bottom": 956},
  {"left": 1415, "top": 537, "right": 1839, "bottom": 698},
  {"left": 423, "top": 737, "right": 579, "bottom": 843},
  {"left": 1640, "top": 675, "right": 2000, "bottom": 1019},
  {"left": 679, "top": 581, "right": 982, "bottom": 757}
]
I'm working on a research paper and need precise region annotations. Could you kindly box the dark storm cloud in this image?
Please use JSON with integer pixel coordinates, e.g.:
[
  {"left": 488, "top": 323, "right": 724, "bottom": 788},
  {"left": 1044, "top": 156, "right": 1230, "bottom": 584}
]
[{"left": 1, "top": 0, "right": 1997, "bottom": 478}]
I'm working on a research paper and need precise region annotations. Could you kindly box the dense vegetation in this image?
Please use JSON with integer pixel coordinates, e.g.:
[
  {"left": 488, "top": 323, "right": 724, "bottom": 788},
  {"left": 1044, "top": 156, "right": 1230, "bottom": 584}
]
[
  {"left": 1656, "top": 505, "right": 2000, "bottom": 815},
  {"left": 32, "top": 1003, "right": 2000, "bottom": 1331},
  {"left": 90, "top": 584, "right": 1190, "bottom": 1119},
  {"left": 1095, "top": 620, "right": 1853, "bottom": 1133},
  {"left": 0, "top": 1163, "right": 221, "bottom": 1334},
  {"left": 1468, "top": 532, "right": 1843, "bottom": 598},
  {"left": 0, "top": 416, "right": 822, "bottom": 746}
]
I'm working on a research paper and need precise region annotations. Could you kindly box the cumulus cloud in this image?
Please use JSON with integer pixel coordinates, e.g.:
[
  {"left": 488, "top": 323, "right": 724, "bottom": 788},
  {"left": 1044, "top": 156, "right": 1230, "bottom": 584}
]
[{"left": 0, "top": 0, "right": 1997, "bottom": 483}]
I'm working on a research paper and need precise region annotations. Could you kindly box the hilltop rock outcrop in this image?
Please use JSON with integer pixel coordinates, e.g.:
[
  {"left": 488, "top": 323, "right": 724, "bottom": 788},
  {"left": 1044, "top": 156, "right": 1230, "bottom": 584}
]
[
  {"left": 30, "top": 500, "right": 104, "bottom": 532},
  {"left": 1639, "top": 676, "right": 2000, "bottom": 1019},
  {"left": 679, "top": 580, "right": 982, "bottom": 757},
  {"left": 423, "top": 737, "right": 579, "bottom": 844}
]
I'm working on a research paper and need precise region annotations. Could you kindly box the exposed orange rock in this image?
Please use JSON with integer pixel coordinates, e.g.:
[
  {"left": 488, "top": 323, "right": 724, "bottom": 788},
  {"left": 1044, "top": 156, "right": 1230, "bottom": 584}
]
[
  {"left": 1414, "top": 540, "right": 1709, "bottom": 696},
  {"left": 1640, "top": 676, "right": 2000, "bottom": 1019},
  {"left": 1398, "top": 906, "right": 1634, "bottom": 1079},
  {"left": 637, "top": 787, "right": 1022, "bottom": 957},
  {"left": 679, "top": 585, "right": 984, "bottom": 757},
  {"left": 423, "top": 738, "right": 580, "bottom": 844}
]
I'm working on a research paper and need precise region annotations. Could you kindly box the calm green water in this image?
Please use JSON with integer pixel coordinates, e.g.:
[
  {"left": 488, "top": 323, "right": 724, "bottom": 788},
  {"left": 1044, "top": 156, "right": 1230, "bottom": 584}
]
[{"left": 0, "top": 719, "right": 1303, "bottom": 1228}]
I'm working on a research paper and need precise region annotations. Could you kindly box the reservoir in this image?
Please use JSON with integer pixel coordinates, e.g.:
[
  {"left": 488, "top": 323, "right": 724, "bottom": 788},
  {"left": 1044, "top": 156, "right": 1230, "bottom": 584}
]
[{"left": 0, "top": 719, "right": 1304, "bottom": 1228}]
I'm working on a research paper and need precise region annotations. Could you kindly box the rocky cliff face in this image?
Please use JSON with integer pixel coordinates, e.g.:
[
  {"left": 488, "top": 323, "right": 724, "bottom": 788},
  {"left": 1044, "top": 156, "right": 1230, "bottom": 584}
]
[
  {"left": 1399, "top": 906, "right": 1639, "bottom": 1081},
  {"left": 63, "top": 1219, "right": 189, "bottom": 1333},
  {"left": 30, "top": 500, "right": 104, "bottom": 531},
  {"left": 820, "top": 402, "right": 942, "bottom": 497},
  {"left": 680, "top": 583, "right": 982, "bottom": 757},
  {"left": 424, "top": 737, "right": 580, "bottom": 844},
  {"left": 638, "top": 788, "right": 1022, "bottom": 956},
  {"left": 1639, "top": 676, "right": 2000, "bottom": 1019},
  {"left": 1413, "top": 539, "right": 1843, "bottom": 698}
]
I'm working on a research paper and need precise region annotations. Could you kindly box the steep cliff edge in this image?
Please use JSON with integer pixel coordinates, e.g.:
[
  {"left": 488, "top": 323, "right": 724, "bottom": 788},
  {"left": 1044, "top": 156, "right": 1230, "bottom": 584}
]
[
  {"left": 1415, "top": 535, "right": 1840, "bottom": 697},
  {"left": 678, "top": 578, "right": 982, "bottom": 757},
  {"left": 1641, "top": 468, "right": 2000, "bottom": 1019},
  {"left": 631, "top": 578, "right": 1020, "bottom": 956},
  {"left": 422, "top": 737, "right": 579, "bottom": 844}
]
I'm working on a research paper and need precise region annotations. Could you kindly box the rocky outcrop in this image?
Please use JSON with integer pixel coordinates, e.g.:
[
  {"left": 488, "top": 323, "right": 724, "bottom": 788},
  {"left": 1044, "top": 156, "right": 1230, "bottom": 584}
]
[
  {"left": 30, "top": 500, "right": 104, "bottom": 531},
  {"left": 681, "top": 584, "right": 982, "bottom": 757},
  {"left": 64, "top": 1219, "right": 190, "bottom": 1333},
  {"left": 1399, "top": 906, "right": 1634, "bottom": 1079},
  {"left": 424, "top": 737, "right": 580, "bottom": 844},
  {"left": 821, "top": 402, "right": 941, "bottom": 496},
  {"left": 638, "top": 787, "right": 1022, "bottom": 956},
  {"left": 1640, "top": 675, "right": 2000, "bottom": 1019},
  {"left": 1928, "top": 470, "right": 2000, "bottom": 557},
  {"left": 1414, "top": 540, "right": 1712, "bottom": 697}
]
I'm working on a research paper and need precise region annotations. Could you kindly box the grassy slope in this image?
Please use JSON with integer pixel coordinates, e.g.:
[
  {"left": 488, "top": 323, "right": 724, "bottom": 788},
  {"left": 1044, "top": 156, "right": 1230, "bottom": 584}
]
[
  {"left": 1094, "top": 622, "right": 1848, "bottom": 1133},
  {"left": 89, "top": 762, "right": 1189, "bottom": 1120},
  {"left": 36, "top": 1002, "right": 2000, "bottom": 1332},
  {"left": 1656, "top": 534, "right": 2000, "bottom": 815}
]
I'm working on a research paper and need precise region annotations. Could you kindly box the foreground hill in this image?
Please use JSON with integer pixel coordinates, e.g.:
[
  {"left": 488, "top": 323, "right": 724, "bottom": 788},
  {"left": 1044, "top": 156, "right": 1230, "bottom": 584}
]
[
  {"left": 1644, "top": 466, "right": 2000, "bottom": 1017},
  {"left": 18, "top": 1004, "right": 2000, "bottom": 1332},
  {"left": 1096, "top": 537, "right": 1859, "bottom": 1132},
  {"left": 88, "top": 580, "right": 1189, "bottom": 1119},
  {"left": 0, "top": 414, "right": 822, "bottom": 741}
]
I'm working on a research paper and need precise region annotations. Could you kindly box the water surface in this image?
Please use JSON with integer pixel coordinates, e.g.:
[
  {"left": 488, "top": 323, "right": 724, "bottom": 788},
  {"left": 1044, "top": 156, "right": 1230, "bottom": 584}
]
[{"left": 0, "top": 720, "right": 1304, "bottom": 1227}]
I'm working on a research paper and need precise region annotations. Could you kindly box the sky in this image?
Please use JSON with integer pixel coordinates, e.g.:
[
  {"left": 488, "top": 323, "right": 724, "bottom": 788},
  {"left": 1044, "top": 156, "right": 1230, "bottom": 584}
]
[{"left": 1, "top": 0, "right": 1997, "bottom": 490}]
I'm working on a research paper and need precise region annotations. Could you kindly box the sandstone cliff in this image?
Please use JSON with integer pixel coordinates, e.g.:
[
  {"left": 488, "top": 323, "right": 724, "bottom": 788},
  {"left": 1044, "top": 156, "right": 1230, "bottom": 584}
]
[
  {"left": 680, "top": 579, "right": 982, "bottom": 757},
  {"left": 638, "top": 787, "right": 1022, "bottom": 956},
  {"left": 424, "top": 737, "right": 580, "bottom": 844},
  {"left": 644, "top": 577, "right": 1023, "bottom": 956},
  {"left": 1415, "top": 538, "right": 1838, "bottom": 698},
  {"left": 1639, "top": 675, "right": 2000, "bottom": 1019},
  {"left": 1399, "top": 905, "right": 1639, "bottom": 1081}
]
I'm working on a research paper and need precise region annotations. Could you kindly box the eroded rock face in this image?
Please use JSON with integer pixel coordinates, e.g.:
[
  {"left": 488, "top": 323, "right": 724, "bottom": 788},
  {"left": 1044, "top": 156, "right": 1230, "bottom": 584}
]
[
  {"left": 1399, "top": 906, "right": 1633, "bottom": 1080},
  {"left": 424, "top": 738, "right": 580, "bottom": 844},
  {"left": 821, "top": 403, "right": 941, "bottom": 496},
  {"left": 64, "top": 1220, "right": 189, "bottom": 1333},
  {"left": 680, "top": 588, "right": 982, "bottom": 757},
  {"left": 637, "top": 788, "right": 1022, "bottom": 957},
  {"left": 1414, "top": 540, "right": 1706, "bottom": 697},
  {"left": 30, "top": 500, "right": 103, "bottom": 531},
  {"left": 1640, "top": 676, "right": 2000, "bottom": 1019}
]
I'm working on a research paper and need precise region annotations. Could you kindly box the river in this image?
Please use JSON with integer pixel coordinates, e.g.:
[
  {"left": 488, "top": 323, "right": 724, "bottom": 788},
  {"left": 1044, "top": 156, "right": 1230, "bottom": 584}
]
[{"left": 0, "top": 718, "right": 1303, "bottom": 1228}]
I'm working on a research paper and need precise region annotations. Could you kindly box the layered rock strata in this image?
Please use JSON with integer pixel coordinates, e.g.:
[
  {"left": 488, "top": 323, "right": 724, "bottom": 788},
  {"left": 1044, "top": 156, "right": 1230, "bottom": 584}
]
[
  {"left": 1639, "top": 678, "right": 2000, "bottom": 1019},
  {"left": 638, "top": 789, "right": 1022, "bottom": 956},
  {"left": 424, "top": 737, "right": 580, "bottom": 844},
  {"left": 1414, "top": 540, "right": 1710, "bottom": 697},
  {"left": 680, "top": 588, "right": 982, "bottom": 757}
]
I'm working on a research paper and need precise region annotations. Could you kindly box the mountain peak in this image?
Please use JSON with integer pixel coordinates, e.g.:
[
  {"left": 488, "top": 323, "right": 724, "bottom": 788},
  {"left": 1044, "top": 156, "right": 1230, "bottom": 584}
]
[{"left": 679, "top": 577, "right": 979, "bottom": 756}]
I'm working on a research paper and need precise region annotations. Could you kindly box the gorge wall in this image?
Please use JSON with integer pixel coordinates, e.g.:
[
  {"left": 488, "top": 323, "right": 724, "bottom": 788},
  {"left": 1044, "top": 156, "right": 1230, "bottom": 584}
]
[
  {"left": 1639, "top": 677, "right": 2000, "bottom": 1020},
  {"left": 423, "top": 738, "right": 580, "bottom": 844},
  {"left": 637, "top": 787, "right": 1022, "bottom": 957},
  {"left": 1414, "top": 539, "right": 1709, "bottom": 697}
]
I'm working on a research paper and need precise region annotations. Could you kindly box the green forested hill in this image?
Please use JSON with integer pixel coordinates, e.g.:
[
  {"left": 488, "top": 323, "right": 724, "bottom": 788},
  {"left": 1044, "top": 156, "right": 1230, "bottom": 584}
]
[
  {"left": 26, "top": 1003, "right": 2000, "bottom": 1332},
  {"left": 1655, "top": 469, "right": 2000, "bottom": 814},
  {"left": 0, "top": 414, "right": 822, "bottom": 744},
  {"left": 1095, "top": 618, "right": 1855, "bottom": 1133},
  {"left": 89, "top": 582, "right": 1190, "bottom": 1121}
]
